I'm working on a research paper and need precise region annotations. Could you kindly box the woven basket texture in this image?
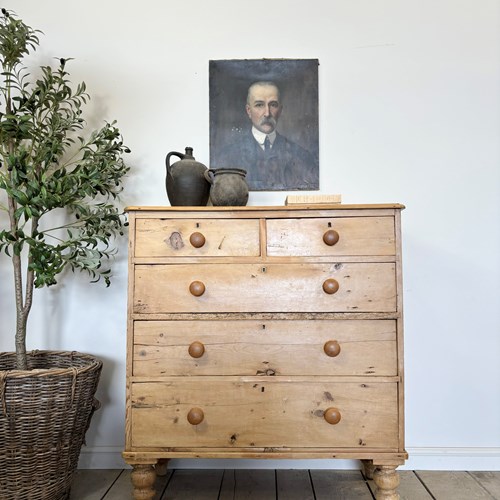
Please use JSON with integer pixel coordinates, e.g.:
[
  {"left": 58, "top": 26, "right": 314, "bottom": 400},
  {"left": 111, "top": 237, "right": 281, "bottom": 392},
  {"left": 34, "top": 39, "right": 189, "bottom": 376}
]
[{"left": 0, "top": 351, "right": 102, "bottom": 500}]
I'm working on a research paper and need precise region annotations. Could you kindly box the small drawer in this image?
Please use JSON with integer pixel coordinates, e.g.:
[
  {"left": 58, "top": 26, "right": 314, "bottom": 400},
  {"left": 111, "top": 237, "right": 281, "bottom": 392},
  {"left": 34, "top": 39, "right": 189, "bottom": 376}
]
[
  {"left": 131, "top": 379, "right": 399, "bottom": 449},
  {"left": 133, "top": 262, "right": 397, "bottom": 314},
  {"left": 133, "top": 320, "right": 397, "bottom": 377},
  {"left": 134, "top": 218, "right": 260, "bottom": 257},
  {"left": 266, "top": 217, "right": 395, "bottom": 257}
]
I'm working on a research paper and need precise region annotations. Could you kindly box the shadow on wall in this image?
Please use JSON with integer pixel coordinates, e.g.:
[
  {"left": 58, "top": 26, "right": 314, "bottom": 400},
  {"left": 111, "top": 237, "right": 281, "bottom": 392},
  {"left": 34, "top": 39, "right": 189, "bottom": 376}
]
[{"left": 84, "top": 353, "right": 124, "bottom": 447}]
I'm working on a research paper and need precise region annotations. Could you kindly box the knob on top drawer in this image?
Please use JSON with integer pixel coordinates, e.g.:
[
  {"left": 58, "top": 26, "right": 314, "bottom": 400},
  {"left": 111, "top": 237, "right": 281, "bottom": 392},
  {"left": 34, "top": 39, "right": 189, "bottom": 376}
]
[
  {"left": 189, "top": 232, "right": 206, "bottom": 248},
  {"left": 323, "top": 229, "right": 340, "bottom": 246}
]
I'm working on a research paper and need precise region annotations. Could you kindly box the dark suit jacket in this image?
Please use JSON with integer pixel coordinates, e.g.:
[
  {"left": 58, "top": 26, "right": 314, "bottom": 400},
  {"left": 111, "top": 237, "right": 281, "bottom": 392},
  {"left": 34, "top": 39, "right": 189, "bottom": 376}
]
[{"left": 217, "top": 131, "right": 318, "bottom": 191}]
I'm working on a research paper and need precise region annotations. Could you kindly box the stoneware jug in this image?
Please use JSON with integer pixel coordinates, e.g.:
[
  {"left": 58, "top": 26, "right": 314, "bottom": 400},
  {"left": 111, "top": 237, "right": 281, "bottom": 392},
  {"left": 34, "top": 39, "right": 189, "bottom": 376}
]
[
  {"left": 165, "top": 147, "right": 210, "bottom": 206},
  {"left": 204, "top": 168, "right": 249, "bottom": 206}
]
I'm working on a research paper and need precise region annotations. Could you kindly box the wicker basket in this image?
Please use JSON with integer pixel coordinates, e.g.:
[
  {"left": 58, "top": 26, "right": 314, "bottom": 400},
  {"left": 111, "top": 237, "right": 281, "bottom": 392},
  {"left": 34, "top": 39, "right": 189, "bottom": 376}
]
[{"left": 0, "top": 351, "right": 103, "bottom": 500}]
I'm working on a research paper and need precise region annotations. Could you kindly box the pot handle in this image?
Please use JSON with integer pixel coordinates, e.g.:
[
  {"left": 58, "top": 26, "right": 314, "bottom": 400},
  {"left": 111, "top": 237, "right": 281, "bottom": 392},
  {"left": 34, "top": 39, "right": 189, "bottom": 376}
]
[
  {"left": 204, "top": 169, "right": 215, "bottom": 184},
  {"left": 166, "top": 151, "right": 185, "bottom": 176}
]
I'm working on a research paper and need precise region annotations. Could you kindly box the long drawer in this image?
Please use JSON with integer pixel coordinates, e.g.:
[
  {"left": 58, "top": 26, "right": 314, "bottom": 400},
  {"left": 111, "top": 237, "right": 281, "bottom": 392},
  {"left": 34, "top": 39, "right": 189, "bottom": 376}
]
[
  {"left": 133, "top": 320, "right": 397, "bottom": 376},
  {"left": 266, "top": 216, "right": 396, "bottom": 256},
  {"left": 130, "top": 380, "right": 399, "bottom": 449},
  {"left": 133, "top": 263, "right": 397, "bottom": 313}
]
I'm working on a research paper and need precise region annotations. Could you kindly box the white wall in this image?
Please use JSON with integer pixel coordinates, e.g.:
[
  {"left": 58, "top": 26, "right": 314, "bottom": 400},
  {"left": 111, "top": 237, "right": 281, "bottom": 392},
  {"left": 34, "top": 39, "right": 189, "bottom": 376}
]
[{"left": 1, "top": 0, "right": 499, "bottom": 470}]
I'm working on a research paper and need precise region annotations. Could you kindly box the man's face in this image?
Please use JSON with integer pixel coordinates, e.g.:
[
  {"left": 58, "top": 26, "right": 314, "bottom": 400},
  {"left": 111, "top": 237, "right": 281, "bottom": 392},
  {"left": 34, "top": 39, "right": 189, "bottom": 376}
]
[{"left": 246, "top": 84, "right": 282, "bottom": 134}]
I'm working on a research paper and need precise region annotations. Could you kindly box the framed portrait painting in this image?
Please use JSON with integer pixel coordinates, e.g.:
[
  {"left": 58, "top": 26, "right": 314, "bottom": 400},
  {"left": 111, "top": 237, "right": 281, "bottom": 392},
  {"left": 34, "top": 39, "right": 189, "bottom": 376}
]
[{"left": 209, "top": 59, "right": 319, "bottom": 191}]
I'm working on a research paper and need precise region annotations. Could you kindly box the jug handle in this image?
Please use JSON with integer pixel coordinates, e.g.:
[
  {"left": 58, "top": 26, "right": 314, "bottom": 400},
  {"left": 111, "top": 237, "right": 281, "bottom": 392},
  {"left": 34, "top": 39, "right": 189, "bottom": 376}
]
[
  {"left": 204, "top": 169, "right": 215, "bottom": 184},
  {"left": 166, "top": 151, "right": 185, "bottom": 176}
]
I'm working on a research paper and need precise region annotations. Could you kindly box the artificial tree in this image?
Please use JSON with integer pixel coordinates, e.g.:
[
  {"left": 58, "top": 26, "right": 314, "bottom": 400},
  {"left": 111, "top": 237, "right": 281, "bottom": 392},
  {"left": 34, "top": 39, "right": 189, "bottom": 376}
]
[{"left": 0, "top": 9, "right": 130, "bottom": 370}]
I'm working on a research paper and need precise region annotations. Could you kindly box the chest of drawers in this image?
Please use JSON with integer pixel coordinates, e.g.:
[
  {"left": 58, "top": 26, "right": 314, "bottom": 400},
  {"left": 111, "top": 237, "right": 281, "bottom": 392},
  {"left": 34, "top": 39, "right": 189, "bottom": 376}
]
[{"left": 123, "top": 205, "right": 407, "bottom": 500}]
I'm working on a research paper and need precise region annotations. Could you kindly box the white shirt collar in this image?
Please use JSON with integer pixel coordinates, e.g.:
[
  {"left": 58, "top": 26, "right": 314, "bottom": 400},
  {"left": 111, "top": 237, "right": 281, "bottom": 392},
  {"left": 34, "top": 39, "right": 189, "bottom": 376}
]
[{"left": 251, "top": 126, "right": 276, "bottom": 149}]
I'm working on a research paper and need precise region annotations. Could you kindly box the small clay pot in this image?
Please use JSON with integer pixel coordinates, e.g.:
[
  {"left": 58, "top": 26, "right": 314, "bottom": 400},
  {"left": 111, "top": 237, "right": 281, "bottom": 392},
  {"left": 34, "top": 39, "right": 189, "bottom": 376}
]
[{"left": 204, "top": 168, "right": 249, "bottom": 206}]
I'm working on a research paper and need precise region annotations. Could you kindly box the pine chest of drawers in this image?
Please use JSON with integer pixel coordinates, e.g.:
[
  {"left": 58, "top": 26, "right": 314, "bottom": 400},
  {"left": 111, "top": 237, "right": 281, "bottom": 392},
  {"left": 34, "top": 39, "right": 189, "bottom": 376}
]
[{"left": 123, "top": 205, "right": 407, "bottom": 499}]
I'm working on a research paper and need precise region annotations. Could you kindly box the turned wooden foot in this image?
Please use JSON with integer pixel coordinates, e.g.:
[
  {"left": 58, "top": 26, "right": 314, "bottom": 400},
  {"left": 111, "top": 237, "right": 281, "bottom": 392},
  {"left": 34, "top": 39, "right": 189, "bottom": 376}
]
[
  {"left": 361, "top": 459, "right": 377, "bottom": 479},
  {"left": 373, "top": 466, "right": 400, "bottom": 500},
  {"left": 130, "top": 464, "right": 156, "bottom": 500},
  {"left": 155, "top": 458, "right": 170, "bottom": 476}
]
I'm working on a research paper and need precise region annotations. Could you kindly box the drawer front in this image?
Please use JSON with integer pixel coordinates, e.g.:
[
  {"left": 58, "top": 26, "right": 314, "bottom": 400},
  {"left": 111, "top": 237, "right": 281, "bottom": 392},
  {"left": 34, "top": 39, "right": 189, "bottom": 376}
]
[
  {"left": 134, "top": 218, "right": 260, "bottom": 257},
  {"left": 133, "top": 320, "right": 397, "bottom": 377},
  {"left": 131, "top": 380, "right": 399, "bottom": 449},
  {"left": 133, "top": 263, "right": 396, "bottom": 313},
  {"left": 266, "top": 217, "right": 395, "bottom": 256}
]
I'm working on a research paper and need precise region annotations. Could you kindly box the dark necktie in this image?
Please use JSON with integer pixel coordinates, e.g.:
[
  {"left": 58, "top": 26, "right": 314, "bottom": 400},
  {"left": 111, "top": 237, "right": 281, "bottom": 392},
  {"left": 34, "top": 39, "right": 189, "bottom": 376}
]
[{"left": 264, "top": 136, "right": 271, "bottom": 151}]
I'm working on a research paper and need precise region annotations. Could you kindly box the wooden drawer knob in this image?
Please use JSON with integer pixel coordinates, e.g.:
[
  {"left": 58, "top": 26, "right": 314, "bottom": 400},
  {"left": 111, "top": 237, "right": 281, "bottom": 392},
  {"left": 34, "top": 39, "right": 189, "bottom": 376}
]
[
  {"left": 188, "top": 341, "right": 205, "bottom": 358},
  {"left": 189, "top": 281, "right": 205, "bottom": 297},
  {"left": 324, "top": 340, "right": 341, "bottom": 357},
  {"left": 187, "top": 407, "right": 204, "bottom": 425},
  {"left": 190, "top": 232, "right": 206, "bottom": 248},
  {"left": 323, "top": 278, "right": 339, "bottom": 294},
  {"left": 324, "top": 407, "right": 341, "bottom": 425},
  {"left": 323, "top": 229, "right": 340, "bottom": 246}
]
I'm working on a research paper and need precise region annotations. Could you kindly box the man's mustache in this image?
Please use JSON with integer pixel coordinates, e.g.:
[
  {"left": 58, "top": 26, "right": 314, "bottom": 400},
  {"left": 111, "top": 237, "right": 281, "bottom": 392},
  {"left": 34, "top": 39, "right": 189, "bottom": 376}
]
[{"left": 259, "top": 117, "right": 277, "bottom": 126}]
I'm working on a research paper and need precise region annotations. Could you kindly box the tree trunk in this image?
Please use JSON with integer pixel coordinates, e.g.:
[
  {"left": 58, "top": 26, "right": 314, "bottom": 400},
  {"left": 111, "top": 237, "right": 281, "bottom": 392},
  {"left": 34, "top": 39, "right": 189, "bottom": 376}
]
[{"left": 15, "top": 311, "right": 28, "bottom": 370}]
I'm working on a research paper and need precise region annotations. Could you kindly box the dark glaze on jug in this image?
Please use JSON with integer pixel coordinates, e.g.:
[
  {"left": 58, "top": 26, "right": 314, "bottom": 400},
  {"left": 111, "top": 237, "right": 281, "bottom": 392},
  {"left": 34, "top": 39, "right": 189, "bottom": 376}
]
[{"left": 165, "top": 147, "right": 210, "bottom": 206}]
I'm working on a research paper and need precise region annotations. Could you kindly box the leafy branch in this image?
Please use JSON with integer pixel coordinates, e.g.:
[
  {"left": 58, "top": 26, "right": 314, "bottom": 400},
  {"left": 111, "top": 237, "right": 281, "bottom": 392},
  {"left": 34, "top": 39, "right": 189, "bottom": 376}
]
[{"left": 0, "top": 9, "right": 130, "bottom": 369}]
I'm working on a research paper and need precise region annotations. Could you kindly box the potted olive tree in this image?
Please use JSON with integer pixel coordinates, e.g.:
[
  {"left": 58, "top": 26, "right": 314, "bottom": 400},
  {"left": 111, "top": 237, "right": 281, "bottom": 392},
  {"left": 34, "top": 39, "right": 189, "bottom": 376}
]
[{"left": 0, "top": 10, "right": 129, "bottom": 498}]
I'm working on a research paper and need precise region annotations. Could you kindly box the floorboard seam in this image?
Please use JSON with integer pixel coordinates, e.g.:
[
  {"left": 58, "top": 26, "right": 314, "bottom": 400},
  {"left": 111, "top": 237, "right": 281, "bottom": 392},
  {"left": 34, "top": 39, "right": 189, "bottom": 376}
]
[
  {"left": 216, "top": 469, "right": 226, "bottom": 500},
  {"left": 414, "top": 471, "right": 437, "bottom": 500},
  {"left": 101, "top": 469, "right": 125, "bottom": 499},
  {"left": 159, "top": 468, "right": 176, "bottom": 500},
  {"left": 360, "top": 470, "right": 376, "bottom": 500},
  {"left": 307, "top": 470, "right": 317, "bottom": 500},
  {"left": 466, "top": 471, "right": 496, "bottom": 499}
]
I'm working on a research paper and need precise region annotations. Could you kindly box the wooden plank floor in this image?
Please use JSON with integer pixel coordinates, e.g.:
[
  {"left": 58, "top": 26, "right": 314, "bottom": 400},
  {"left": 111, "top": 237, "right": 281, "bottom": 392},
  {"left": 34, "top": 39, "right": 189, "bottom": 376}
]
[{"left": 70, "top": 469, "right": 500, "bottom": 499}]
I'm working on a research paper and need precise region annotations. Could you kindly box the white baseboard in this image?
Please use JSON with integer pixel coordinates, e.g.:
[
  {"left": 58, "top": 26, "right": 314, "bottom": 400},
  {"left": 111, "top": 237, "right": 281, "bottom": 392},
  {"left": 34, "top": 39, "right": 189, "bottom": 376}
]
[
  {"left": 77, "top": 446, "right": 500, "bottom": 471},
  {"left": 403, "top": 447, "right": 500, "bottom": 471},
  {"left": 78, "top": 447, "right": 129, "bottom": 469}
]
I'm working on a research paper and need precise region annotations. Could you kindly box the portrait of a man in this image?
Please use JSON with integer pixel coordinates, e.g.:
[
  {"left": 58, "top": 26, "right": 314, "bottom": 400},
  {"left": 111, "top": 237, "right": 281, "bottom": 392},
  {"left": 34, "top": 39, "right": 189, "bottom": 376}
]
[{"left": 209, "top": 59, "right": 319, "bottom": 191}]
